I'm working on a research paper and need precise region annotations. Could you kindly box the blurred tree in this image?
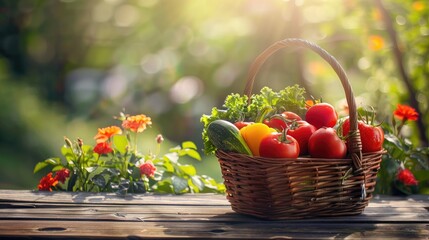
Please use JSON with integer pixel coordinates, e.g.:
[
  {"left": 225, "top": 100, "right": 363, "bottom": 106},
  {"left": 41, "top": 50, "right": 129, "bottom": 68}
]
[{"left": 374, "top": 0, "right": 428, "bottom": 147}]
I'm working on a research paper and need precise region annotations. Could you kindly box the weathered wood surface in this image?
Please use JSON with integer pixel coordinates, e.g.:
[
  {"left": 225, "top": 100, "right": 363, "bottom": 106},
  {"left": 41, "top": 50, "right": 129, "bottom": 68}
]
[{"left": 0, "top": 190, "right": 428, "bottom": 239}]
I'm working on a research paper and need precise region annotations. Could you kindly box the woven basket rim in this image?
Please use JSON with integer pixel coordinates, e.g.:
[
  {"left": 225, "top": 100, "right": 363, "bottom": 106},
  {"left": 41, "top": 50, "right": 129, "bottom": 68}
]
[{"left": 217, "top": 149, "right": 386, "bottom": 164}]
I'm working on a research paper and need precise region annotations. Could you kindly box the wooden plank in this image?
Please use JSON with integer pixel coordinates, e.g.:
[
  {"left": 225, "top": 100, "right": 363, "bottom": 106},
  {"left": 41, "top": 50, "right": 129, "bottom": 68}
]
[
  {"left": 2, "top": 190, "right": 428, "bottom": 206},
  {"left": 0, "top": 191, "right": 428, "bottom": 239},
  {"left": 2, "top": 200, "right": 428, "bottom": 212},
  {"left": 0, "top": 220, "right": 427, "bottom": 239},
  {"left": 0, "top": 204, "right": 427, "bottom": 216},
  {"left": 1, "top": 212, "right": 428, "bottom": 224},
  {"left": 0, "top": 190, "right": 230, "bottom": 206},
  {"left": 0, "top": 204, "right": 428, "bottom": 224}
]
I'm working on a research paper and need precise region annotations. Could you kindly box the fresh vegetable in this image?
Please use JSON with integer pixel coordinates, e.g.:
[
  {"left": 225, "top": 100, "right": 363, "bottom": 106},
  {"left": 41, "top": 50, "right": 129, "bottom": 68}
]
[
  {"left": 264, "top": 111, "right": 302, "bottom": 131},
  {"left": 305, "top": 103, "right": 338, "bottom": 129},
  {"left": 259, "top": 132, "right": 300, "bottom": 158},
  {"left": 201, "top": 85, "right": 307, "bottom": 154},
  {"left": 207, "top": 120, "right": 252, "bottom": 155},
  {"left": 234, "top": 121, "right": 252, "bottom": 130},
  {"left": 308, "top": 127, "right": 347, "bottom": 159},
  {"left": 239, "top": 123, "right": 277, "bottom": 156},
  {"left": 342, "top": 118, "right": 384, "bottom": 153},
  {"left": 287, "top": 120, "right": 316, "bottom": 155}
]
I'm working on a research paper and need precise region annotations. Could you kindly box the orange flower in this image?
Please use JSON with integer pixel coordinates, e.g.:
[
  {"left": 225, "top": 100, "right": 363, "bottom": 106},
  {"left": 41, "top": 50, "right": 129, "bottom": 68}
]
[
  {"left": 412, "top": 1, "right": 425, "bottom": 11},
  {"left": 94, "top": 126, "right": 122, "bottom": 143},
  {"left": 393, "top": 104, "right": 419, "bottom": 121},
  {"left": 94, "top": 142, "right": 113, "bottom": 155},
  {"left": 368, "top": 35, "right": 385, "bottom": 51},
  {"left": 305, "top": 100, "right": 315, "bottom": 109},
  {"left": 122, "top": 114, "right": 152, "bottom": 133},
  {"left": 38, "top": 173, "right": 58, "bottom": 191}
]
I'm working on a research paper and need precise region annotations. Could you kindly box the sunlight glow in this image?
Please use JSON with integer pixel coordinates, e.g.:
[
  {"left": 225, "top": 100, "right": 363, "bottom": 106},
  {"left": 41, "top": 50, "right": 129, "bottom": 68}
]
[
  {"left": 114, "top": 4, "right": 139, "bottom": 27},
  {"left": 169, "top": 76, "right": 203, "bottom": 104}
]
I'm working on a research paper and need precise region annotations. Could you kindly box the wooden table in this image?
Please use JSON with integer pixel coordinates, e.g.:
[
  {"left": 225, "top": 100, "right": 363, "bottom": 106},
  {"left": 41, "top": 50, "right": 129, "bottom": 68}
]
[{"left": 0, "top": 190, "right": 428, "bottom": 239}]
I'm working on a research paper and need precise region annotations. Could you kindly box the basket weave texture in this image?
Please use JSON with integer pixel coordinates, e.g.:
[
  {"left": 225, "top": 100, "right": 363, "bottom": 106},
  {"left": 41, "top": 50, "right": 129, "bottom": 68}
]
[{"left": 216, "top": 38, "right": 384, "bottom": 220}]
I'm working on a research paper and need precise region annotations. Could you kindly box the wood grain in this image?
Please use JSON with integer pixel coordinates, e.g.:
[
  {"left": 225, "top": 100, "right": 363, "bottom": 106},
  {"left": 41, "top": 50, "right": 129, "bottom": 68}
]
[{"left": 0, "top": 190, "right": 428, "bottom": 239}]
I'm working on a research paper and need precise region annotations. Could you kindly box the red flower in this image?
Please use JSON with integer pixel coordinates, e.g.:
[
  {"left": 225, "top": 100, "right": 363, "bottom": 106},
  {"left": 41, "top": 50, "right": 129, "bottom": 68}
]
[
  {"left": 38, "top": 173, "right": 58, "bottom": 191},
  {"left": 393, "top": 104, "right": 419, "bottom": 121},
  {"left": 94, "top": 126, "right": 122, "bottom": 143},
  {"left": 396, "top": 169, "right": 418, "bottom": 186},
  {"left": 94, "top": 142, "right": 113, "bottom": 155},
  {"left": 122, "top": 114, "right": 152, "bottom": 133},
  {"left": 140, "top": 161, "right": 157, "bottom": 178},
  {"left": 55, "top": 168, "right": 70, "bottom": 184}
]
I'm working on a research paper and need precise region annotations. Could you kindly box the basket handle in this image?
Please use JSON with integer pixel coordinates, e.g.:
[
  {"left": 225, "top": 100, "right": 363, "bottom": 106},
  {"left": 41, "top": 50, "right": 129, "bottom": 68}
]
[{"left": 244, "top": 38, "right": 363, "bottom": 172}]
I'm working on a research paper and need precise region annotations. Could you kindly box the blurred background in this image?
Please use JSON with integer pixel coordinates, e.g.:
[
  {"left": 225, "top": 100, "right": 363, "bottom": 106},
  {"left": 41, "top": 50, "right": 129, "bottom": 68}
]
[{"left": 0, "top": 0, "right": 427, "bottom": 190}]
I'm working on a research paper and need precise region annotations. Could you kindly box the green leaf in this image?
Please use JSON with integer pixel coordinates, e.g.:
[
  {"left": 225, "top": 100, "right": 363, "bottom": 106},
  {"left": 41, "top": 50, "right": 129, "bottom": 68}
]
[
  {"left": 113, "top": 179, "right": 130, "bottom": 196},
  {"left": 52, "top": 165, "right": 65, "bottom": 172},
  {"left": 180, "top": 164, "right": 196, "bottom": 176},
  {"left": 154, "top": 180, "right": 173, "bottom": 193},
  {"left": 33, "top": 162, "right": 49, "bottom": 173},
  {"left": 162, "top": 161, "right": 174, "bottom": 173},
  {"left": 131, "top": 166, "right": 141, "bottom": 179},
  {"left": 161, "top": 171, "right": 174, "bottom": 180},
  {"left": 191, "top": 176, "right": 204, "bottom": 191},
  {"left": 61, "top": 146, "right": 74, "bottom": 157},
  {"left": 171, "top": 176, "right": 188, "bottom": 193},
  {"left": 113, "top": 135, "right": 128, "bottom": 154},
  {"left": 111, "top": 168, "right": 121, "bottom": 176},
  {"left": 85, "top": 167, "right": 97, "bottom": 173},
  {"left": 384, "top": 133, "right": 404, "bottom": 149},
  {"left": 92, "top": 174, "right": 106, "bottom": 188},
  {"left": 164, "top": 152, "right": 179, "bottom": 164},
  {"left": 46, "top": 157, "right": 61, "bottom": 165},
  {"left": 81, "top": 145, "right": 93, "bottom": 154},
  {"left": 182, "top": 149, "right": 201, "bottom": 161},
  {"left": 182, "top": 141, "right": 197, "bottom": 150},
  {"left": 414, "top": 170, "right": 429, "bottom": 181},
  {"left": 33, "top": 157, "right": 62, "bottom": 173},
  {"left": 131, "top": 180, "right": 146, "bottom": 193}
]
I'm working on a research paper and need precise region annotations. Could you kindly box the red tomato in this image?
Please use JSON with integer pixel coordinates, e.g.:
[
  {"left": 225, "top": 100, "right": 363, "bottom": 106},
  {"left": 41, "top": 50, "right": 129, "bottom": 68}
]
[
  {"left": 259, "top": 132, "right": 300, "bottom": 158},
  {"left": 264, "top": 111, "right": 302, "bottom": 131},
  {"left": 283, "top": 111, "right": 302, "bottom": 122},
  {"left": 234, "top": 121, "right": 252, "bottom": 130},
  {"left": 287, "top": 120, "right": 316, "bottom": 155},
  {"left": 305, "top": 103, "right": 338, "bottom": 129},
  {"left": 342, "top": 118, "right": 384, "bottom": 153},
  {"left": 308, "top": 127, "right": 347, "bottom": 159}
]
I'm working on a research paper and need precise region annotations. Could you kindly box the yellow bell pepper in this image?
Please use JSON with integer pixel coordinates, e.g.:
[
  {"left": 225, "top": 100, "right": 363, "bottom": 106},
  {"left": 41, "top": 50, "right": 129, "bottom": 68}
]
[{"left": 239, "top": 123, "right": 277, "bottom": 156}]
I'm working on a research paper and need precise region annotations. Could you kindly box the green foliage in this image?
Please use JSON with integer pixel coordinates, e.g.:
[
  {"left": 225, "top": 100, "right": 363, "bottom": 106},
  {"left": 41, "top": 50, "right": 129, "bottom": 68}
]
[
  {"left": 376, "top": 114, "right": 429, "bottom": 195},
  {"left": 34, "top": 114, "right": 224, "bottom": 195}
]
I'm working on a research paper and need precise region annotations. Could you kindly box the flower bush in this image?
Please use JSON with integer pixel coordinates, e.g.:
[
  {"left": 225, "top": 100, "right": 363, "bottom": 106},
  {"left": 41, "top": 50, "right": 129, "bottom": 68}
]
[
  {"left": 376, "top": 104, "right": 428, "bottom": 195},
  {"left": 34, "top": 112, "right": 225, "bottom": 195}
]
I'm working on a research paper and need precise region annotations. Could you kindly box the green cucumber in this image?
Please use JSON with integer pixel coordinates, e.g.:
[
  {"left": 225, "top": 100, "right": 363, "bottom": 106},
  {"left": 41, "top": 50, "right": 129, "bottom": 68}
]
[{"left": 207, "top": 120, "right": 252, "bottom": 155}]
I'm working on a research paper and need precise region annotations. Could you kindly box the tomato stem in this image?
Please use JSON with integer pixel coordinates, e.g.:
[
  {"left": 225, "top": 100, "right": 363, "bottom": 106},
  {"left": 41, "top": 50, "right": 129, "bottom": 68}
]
[{"left": 280, "top": 128, "right": 292, "bottom": 143}]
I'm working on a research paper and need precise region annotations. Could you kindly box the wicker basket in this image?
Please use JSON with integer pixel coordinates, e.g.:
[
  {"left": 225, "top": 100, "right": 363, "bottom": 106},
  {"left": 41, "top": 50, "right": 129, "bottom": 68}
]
[{"left": 216, "top": 38, "right": 384, "bottom": 220}]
